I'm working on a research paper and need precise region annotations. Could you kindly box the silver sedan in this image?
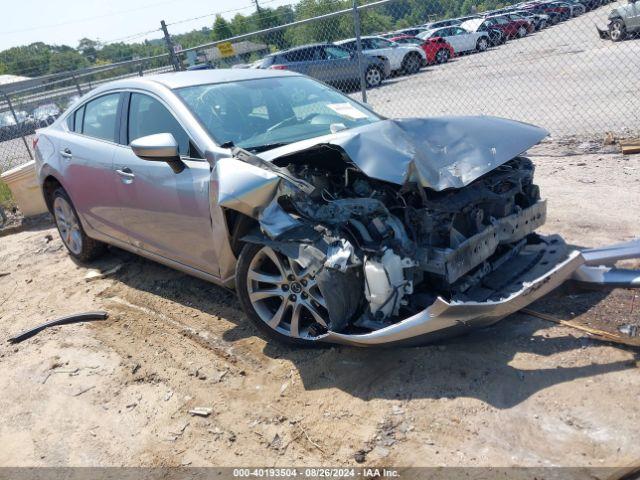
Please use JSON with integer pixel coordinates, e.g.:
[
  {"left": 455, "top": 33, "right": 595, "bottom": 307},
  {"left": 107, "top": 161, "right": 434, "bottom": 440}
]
[{"left": 35, "top": 70, "right": 640, "bottom": 347}]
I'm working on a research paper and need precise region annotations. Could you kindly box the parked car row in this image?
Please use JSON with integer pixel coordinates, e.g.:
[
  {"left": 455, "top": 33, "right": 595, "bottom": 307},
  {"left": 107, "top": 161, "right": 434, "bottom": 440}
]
[
  {"left": 0, "top": 103, "right": 62, "bottom": 143},
  {"left": 247, "top": 0, "right": 610, "bottom": 92}
]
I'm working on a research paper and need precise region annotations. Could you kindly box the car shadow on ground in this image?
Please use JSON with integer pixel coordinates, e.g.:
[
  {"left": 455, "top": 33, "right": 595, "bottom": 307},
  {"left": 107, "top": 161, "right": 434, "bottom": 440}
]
[{"left": 104, "top": 247, "right": 637, "bottom": 410}]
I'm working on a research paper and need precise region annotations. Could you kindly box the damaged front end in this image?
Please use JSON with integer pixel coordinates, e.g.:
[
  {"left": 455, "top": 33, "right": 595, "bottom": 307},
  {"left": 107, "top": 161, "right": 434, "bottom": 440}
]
[{"left": 217, "top": 116, "right": 640, "bottom": 346}]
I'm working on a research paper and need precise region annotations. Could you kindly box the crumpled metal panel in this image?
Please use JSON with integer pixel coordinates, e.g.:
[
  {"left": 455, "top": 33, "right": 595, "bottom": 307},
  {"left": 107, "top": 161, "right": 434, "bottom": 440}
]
[
  {"left": 261, "top": 116, "right": 548, "bottom": 191},
  {"left": 214, "top": 157, "right": 280, "bottom": 217}
]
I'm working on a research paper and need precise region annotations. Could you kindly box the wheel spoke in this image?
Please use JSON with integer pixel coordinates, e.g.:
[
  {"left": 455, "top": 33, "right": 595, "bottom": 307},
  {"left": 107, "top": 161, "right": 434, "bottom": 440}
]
[
  {"left": 268, "top": 299, "right": 288, "bottom": 329},
  {"left": 290, "top": 302, "right": 302, "bottom": 337},
  {"left": 307, "top": 286, "right": 326, "bottom": 309},
  {"left": 262, "top": 247, "right": 287, "bottom": 277},
  {"left": 249, "top": 288, "right": 283, "bottom": 302},
  {"left": 303, "top": 301, "right": 328, "bottom": 328},
  {"left": 248, "top": 269, "right": 284, "bottom": 285}
]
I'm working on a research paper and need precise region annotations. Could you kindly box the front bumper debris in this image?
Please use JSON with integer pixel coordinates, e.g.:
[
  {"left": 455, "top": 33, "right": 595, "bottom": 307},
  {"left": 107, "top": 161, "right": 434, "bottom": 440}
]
[
  {"left": 318, "top": 237, "right": 640, "bottom": 346},
  {"left": 597, "top": 24, "right": 611, "bottom": 39}
]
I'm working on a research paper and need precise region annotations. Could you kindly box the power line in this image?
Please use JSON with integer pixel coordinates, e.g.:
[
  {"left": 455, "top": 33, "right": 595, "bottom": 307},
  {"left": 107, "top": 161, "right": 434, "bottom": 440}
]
[
  {"left": 165, "top": 0, "right": 288, "bottom": 27},
  {"left": 0, "top": 0, "right": 178, "bottom": 37}
]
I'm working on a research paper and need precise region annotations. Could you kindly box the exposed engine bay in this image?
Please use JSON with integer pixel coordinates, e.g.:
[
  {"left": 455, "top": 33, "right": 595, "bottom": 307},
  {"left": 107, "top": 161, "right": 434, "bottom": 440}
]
[
  {"left": 248, "top": 150, "right": 550, "bottom": 335},
  {"left": 216, "top": 116, "right": 640, "bottom": 345}
]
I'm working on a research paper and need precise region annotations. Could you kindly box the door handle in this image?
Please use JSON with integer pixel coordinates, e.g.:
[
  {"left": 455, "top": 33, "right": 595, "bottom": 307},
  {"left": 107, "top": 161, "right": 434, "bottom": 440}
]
[
  {"left": 60, "top": 148, "right": 72, "bottom": 159},
  {"left": 116, "top": 167, "right": 135, "bottom": 183}
]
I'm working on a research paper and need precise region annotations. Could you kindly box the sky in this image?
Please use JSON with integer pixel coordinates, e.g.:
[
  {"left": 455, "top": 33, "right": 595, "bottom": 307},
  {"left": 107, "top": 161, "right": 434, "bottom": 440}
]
[{"left": 0, "top": 0, "right": 294, "bottom": 51}]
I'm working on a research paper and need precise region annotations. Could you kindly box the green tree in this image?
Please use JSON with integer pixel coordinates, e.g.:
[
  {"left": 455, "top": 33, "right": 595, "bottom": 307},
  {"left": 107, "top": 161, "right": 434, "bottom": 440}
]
[
  {"left": 0, "top": 62, "right": 7, "bottom": 74},
  {"left": 77, "top": 38, "right": 99, "bottom": 62},
  {"left": 212, "top": 14, "right": 234, "bottom": 41},
  {"left": 48, "top": 49, "right": 89, "bottom": 73}
]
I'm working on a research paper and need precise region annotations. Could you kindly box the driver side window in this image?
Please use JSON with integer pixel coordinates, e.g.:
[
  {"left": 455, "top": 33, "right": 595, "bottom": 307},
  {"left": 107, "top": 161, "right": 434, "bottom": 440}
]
[{"left": 127, "top": 93, "right": 201, "bottom": 159}]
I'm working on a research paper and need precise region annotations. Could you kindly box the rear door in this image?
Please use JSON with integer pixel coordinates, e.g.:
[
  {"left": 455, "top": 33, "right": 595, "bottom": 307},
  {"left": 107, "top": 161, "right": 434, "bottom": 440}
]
[
  {"left": 55, "top": 92, "right": 128, "bottom": 242},
  {"left": 322, "top": 45, "right": 359, "bottom": 84},
  {"left": 112, "top": 91, "right": 219, "bottom": 274}
]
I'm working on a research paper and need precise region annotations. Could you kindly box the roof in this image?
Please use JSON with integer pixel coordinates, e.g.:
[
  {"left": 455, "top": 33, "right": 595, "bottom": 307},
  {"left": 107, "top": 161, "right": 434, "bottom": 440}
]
[{"left": 127, "top": 69, "right": 301, "bottom": 90}]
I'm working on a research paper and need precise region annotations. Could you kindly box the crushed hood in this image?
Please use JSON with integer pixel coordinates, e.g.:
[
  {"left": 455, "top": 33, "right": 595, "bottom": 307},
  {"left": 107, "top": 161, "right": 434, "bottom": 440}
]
[{"left": 259, "top": 116, "right": 548, "bottom": 191}]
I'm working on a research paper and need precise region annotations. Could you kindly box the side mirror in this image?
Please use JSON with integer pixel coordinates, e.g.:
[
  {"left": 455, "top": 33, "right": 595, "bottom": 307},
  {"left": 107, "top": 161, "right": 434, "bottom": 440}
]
[{"left": 131, "top": 133, "right": 185, "bottom": 174}]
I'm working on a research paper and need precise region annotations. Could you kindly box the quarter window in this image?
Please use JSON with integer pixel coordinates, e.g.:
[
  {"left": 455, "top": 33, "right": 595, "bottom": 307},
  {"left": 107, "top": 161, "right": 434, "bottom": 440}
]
[
  {"left": 82, "top": 94, "right": 119, "bottom": 142},
  {"left": 127, "top": 93, "right": 197, "bottom": 158}
]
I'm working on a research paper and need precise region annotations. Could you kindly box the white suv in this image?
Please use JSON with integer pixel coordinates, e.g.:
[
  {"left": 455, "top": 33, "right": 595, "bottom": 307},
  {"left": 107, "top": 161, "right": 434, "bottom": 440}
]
[{"left": 335, "top": 36, "right": 427, "bottom": 75}]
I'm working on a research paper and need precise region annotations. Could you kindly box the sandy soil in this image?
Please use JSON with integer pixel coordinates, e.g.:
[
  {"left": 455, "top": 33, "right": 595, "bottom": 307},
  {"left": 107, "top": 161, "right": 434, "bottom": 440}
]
[{"left": 0, "top": 137, "right": 639, "bottom": 469}]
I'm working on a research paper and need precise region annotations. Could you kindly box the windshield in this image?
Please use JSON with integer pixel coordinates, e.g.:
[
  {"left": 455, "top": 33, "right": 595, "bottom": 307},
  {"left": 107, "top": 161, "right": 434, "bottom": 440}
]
[{"left": 176, "top": 76, "right": 380, "bottom": 151}]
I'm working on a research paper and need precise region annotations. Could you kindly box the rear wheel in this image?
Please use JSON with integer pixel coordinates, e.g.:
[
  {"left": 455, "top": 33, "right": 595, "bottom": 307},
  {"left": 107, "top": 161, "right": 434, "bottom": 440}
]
[
  {"left": 610, "top": 19, "right": 626, "bottom": 42},
  {"left": 402, "top": 53, "right": 422, "bottom": 74},
  {"left": 52, "top": 188, "right": 106, "bottom": 262},
  {"left": 476, "top": 37, "right": 489, "bottom": 52},
  {"left": 435, "top": 48, "right": 450, "bottom": 64},
  {"left": 364, "top": 65, "right": 383, "bottom": 87},
  {"left": 517, "top": 26, "right": 527, "bottom": 38},
  {"left": 237, "top": 243, "right": 330, "bottom": 346}
]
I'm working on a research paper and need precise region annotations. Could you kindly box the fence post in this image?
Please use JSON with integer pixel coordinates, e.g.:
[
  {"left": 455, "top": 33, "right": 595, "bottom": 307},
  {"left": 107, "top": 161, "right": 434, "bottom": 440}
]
[
  {"left": 2, "top": 91, "right": 33, "bottom": 161},
  {"left": 161, "top": 20, "right": 182, "bottom": 72},
  {"left": 352, "top": 0, "right": 367, "bottom": 103},
  {"left": 71, "top": 74, "right": 83, "bottom": 96}
]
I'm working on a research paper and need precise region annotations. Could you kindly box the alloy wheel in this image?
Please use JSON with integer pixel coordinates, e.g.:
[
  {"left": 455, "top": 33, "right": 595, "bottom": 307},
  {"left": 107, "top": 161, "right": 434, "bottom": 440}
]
[
  {"left": 246, "top": 246, "right": 329, "bottom": 339},
  {"left": 365, "top": 67, "right": 382, "bottom": 87},
  {"left": 53, "top": 196, "right": 83, "bottom": 255},
  {"left": 436, "top": 49, "right": 449, "bottom": 64}
]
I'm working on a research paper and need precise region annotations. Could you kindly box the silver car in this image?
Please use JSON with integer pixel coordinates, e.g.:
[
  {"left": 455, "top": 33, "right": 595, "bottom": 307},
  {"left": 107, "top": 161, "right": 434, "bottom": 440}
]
[{"left": 35, "top": 70, "right": 640, "bottom": 347}]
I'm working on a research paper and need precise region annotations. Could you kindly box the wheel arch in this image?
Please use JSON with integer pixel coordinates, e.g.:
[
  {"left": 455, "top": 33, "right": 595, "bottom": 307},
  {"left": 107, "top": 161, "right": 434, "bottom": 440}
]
[
  {"left": 223, "top": 208, "right": 260, "bottom": 258},
  {"left": 42, "top": 175, "right": 64, "bottom": 213}
]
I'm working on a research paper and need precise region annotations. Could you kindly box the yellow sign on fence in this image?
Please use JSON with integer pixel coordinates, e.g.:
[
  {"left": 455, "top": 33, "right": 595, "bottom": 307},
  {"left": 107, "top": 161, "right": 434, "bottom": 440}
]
[{"left": 217, "top": 42, "right": 235, "bottom": 58}]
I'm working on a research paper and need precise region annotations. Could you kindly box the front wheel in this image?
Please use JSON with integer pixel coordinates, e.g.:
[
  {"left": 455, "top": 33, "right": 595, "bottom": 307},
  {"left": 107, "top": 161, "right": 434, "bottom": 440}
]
[
  {"left": 402, "top": 53, "right": 421, "bottom": 74},
  {"left": 52, "top": 188, "right": 106, "bottom": 262},
  {"left": 517, "top": 26, "right": 527, "bottom": 38},
  {"left": 476, "top": 37, "right": 489, "bottom": 52},
  {"left": 435, "top": 48, "right": 450, "bottom": 64},
  {"left": 236, "top": 243, "right": 331, "bottom": 346},
  {"left": 364, "top": 65, "right": 383, "bottom": 87},
  {"left": 609, "top": 19, "right": 626, "bottom": 42}
]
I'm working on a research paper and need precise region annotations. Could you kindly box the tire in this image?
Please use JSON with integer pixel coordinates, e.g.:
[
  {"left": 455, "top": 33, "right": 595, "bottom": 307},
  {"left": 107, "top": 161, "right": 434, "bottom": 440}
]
[
  {"left": 476, "top": 37, "right": 489, "bottom": 52},
  {"left": 538, "top": 20, "right": 547, "bottom": 30},
  {"left": 51, "top": 188, "right": 107, "bottom": 262},
  {"left": 402, "top": 53, "right": 421, "bottom": 74},
  {"left": 609, "top": 19, "right": 626, "bottom": 42},
  {"left": 236, "top": 243, "right": 330, "bottom": 347},
  {"left": 435, "top": 48, "right": 450, "bottom": 64},
  {"left": 364, "top": 65, "right": 383, "bottom": 88},
  {"left": 517, "top": 26, "right": 527, "bottom": 38}
]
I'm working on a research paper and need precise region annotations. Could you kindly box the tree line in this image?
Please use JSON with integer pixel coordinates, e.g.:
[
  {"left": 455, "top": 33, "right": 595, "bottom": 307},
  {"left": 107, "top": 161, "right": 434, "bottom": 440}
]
[{"left": 0, "top": 0, "right": 511, "bottom": 78}]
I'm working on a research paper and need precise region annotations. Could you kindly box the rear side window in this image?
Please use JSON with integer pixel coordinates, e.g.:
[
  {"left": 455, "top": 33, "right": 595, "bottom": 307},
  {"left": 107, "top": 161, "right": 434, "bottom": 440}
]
[
  {"left": 82, "top": 94, "right": 119, "bottom": 141},
  {"left": 285, "top": 48, "right": 318, "bottom": 63},
  {"left": 128, "top": 93, "right": 197, "bottom": 158}
]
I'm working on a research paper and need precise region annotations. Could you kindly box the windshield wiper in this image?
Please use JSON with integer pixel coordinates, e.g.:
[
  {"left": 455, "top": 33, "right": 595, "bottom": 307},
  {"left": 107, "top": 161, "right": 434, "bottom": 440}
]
[{"left": 246, "top": 142, "right": 290, "bottom": 153}]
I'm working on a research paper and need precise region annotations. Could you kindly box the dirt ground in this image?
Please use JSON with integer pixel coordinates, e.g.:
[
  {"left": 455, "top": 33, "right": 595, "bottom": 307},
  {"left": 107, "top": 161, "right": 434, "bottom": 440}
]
[{"left": 0, "top": 136, "right": 639, "bottom": 470}]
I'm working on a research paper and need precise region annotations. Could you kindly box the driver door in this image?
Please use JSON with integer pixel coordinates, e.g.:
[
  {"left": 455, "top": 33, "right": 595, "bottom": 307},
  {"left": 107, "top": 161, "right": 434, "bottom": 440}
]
[{"left": 113, "top": 92, "right": 219, "bottom": 275}]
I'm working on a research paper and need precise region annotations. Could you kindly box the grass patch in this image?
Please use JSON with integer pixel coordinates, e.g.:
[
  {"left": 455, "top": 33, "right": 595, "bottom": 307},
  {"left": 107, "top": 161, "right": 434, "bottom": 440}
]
[{"left": 0, "top": 178, "right": 15, "bottom": 209}]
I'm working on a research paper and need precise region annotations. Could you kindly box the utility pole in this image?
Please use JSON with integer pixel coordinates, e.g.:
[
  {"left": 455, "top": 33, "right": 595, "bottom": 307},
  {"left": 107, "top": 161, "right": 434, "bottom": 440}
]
[{"left": 160, "top": 20, "right": 182, "bottom": 71}]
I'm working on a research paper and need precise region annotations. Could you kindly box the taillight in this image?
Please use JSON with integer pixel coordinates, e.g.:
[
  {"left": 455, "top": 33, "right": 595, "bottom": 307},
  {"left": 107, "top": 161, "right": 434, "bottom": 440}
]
[
  {"left": 270, "top": 65, "right": 288, "bottom": 70},
  {"left": 32, "top": 136, "right": 39, "bottom": 150}
]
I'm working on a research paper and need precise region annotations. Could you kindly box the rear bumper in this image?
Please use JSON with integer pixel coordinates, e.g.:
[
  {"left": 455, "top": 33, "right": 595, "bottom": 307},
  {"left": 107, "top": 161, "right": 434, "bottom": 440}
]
[{"left": 319, "top": 236, "right": 640, "bottom": 346}]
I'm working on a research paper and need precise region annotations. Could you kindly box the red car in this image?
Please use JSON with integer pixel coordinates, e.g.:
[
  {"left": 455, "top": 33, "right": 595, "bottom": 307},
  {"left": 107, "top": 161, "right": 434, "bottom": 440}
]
[
  {"left": 389, "top": 34, "right": 455, "bottom": 65},
  {"left": 483, "top": 14, "right": 534, "bottom": 39}
]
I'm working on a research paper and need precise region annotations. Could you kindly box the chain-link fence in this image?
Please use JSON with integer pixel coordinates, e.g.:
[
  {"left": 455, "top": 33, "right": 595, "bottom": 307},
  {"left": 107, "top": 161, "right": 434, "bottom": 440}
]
[
  {"left": 1, "top": 0, "right": 639, "bottom": 174},
  {"left": 0, "top": 55, "right": 173, "bottom": 173}
]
